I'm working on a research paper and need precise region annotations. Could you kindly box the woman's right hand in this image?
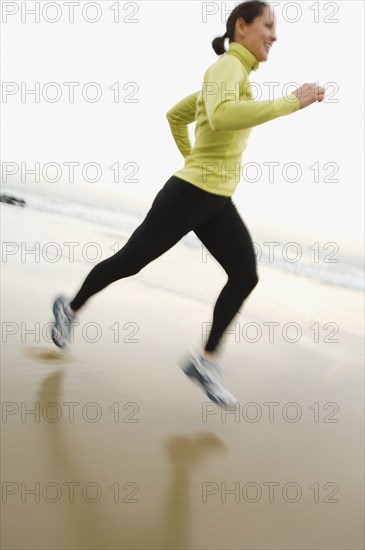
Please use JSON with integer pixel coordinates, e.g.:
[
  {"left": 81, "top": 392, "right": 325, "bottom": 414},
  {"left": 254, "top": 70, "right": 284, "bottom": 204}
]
[{"left": 292, "top": 83, "right": 325, "bottom": 109}]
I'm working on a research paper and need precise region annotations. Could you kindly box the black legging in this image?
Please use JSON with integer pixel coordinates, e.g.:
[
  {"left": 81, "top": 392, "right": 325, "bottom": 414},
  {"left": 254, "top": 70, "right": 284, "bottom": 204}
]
[{"left": 70, "top": 175, "right": 259, "bottom": 353}]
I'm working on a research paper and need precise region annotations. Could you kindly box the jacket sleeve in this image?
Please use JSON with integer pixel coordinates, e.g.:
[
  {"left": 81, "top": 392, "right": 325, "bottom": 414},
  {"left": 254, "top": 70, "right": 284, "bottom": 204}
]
[
  {"left": 166, "top": 90, "right": 200, "bottom": 158},
  {"left": 204, "top": 57, "right": 301, "bottom": 131}
]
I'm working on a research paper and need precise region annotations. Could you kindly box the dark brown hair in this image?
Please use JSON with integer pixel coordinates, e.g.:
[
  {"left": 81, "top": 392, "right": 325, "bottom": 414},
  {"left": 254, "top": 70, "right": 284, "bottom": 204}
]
[{"left": 212, "top": 1, "right": 269, "bottom": 55}]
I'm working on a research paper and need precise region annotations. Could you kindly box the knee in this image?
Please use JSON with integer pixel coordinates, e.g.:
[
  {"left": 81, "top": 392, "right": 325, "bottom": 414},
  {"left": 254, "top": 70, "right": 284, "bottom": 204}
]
[
  {"left": 252, "top": 271, "right": 259, "bottom": 289},
  {"left": 229, "top": 269, "right": 259, "bottom": 295},
  {"left": 245, "top": 270, "right": 259, "bottom": 293}
]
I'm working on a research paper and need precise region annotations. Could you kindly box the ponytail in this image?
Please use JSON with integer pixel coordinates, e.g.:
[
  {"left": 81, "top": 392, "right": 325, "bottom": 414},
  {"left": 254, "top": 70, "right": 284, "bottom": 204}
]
[{"left": 212, "top": 32, "right": 228, "bottom": 55}]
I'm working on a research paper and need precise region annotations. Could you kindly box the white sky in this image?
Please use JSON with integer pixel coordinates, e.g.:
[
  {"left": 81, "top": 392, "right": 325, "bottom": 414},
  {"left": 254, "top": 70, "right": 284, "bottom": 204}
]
[{"left": 1, "top": 0, "right": 364, "bottom": 258}]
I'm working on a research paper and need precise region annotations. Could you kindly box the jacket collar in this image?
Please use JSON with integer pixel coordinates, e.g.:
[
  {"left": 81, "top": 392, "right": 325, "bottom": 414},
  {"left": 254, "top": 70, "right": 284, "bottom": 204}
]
[{"left": 226, "top": 41, "right": 259, "bottom": 73}]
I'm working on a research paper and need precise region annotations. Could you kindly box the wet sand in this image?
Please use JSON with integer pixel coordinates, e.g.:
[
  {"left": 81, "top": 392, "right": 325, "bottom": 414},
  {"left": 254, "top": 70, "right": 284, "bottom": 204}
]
[{"left": 1, "top": 203, "right": 364, "bottom": 549}]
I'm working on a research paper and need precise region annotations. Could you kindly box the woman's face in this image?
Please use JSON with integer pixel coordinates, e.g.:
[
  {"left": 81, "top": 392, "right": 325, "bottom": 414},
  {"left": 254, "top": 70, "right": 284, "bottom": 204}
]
[{"left": 235, "top": 6, "right": 277, "bottom": 62}]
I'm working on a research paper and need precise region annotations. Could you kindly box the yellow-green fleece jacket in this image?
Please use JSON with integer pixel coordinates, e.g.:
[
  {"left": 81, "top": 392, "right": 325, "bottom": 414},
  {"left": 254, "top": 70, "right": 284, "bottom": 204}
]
[{"left": 166, "top": 41, "right": 300, "bottom": 197}]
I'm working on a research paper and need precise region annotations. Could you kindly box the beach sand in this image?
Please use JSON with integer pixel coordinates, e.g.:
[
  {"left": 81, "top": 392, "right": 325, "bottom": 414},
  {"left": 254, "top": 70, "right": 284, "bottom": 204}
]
[{"left": 1, "top": 202, "right": 364, "bottom": 549}]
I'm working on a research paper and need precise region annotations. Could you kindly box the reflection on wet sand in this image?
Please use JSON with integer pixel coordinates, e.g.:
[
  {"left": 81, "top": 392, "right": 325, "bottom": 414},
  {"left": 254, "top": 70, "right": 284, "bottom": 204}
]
[
  {"left": 37, "top": 369, "right": 107, "bottom": 549},
  {"left": 37, "top": 369, "right": 226, "bottom": 549},
  {"left": 162, "top": 434, "right": 227, "bottom": 549},
  {"left": 26, "top": 346, "right": 70, "bottom": 364}
]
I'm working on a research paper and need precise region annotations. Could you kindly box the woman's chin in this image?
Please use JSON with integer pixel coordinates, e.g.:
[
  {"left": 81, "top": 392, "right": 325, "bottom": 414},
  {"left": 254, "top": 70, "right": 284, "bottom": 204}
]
[{"left": 259, "top": 50, "right": 269, "bottom": 62}]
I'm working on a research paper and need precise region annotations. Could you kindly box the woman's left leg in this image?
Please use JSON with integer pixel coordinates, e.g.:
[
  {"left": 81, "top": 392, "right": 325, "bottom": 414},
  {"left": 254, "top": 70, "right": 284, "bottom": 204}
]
[{"left": 194, "top": 198, "right": 259, "bottom": 354}]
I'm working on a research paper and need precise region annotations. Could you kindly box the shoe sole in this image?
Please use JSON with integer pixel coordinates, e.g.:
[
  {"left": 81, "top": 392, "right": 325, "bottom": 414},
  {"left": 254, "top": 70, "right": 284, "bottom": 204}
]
[
  {"left": 51, "top": 298, "right": 69, "bottom": 350},
  {"left": 51, "top": 325, "right": 65, "bottom": 349}
]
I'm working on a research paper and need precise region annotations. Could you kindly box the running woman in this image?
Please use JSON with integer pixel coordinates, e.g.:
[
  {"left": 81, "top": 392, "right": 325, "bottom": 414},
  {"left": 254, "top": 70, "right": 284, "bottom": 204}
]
[{"left": 51, "top": 1, "right": 325, "bottom": 406}]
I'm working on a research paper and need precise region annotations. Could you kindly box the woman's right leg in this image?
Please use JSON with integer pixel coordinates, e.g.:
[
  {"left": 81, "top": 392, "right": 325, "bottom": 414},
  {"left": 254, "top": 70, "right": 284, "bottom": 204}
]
[
  {"left": 69, "top": 176, "right": 230, "bottom": 312},
  {"left": 194, "top": 199, "right": 259, "bottom": 355}
]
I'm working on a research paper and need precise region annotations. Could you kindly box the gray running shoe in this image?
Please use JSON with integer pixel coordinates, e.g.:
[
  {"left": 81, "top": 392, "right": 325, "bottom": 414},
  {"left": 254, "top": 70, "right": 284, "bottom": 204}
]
[
  {"left": 51, "top": 294, "right": 77, "bottom": 350},
  {"left": 178, "top": 350, "right": 237, "bottom": 407}
]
